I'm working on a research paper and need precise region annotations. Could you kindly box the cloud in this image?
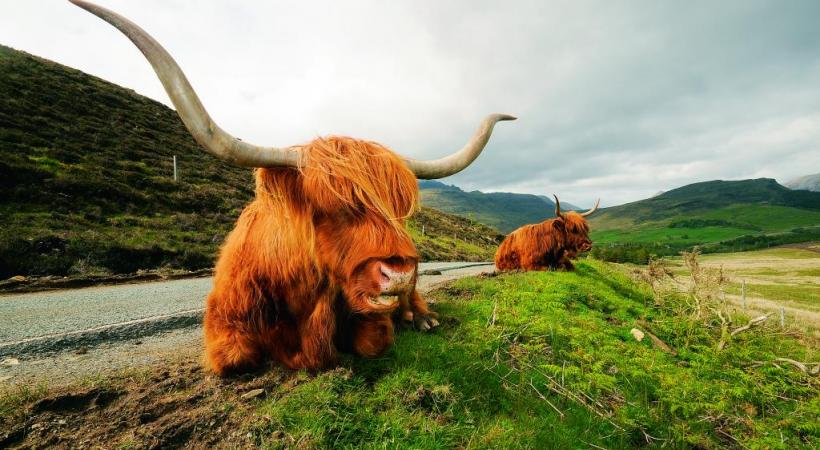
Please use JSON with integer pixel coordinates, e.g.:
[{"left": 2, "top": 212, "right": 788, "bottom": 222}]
[{"left": 2, "top": 0, "right": 819, "bottom": 207}]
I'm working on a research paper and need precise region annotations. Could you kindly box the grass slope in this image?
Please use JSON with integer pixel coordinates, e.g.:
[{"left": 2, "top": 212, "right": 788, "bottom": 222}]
[
  {"left": 3, "top": 260, "right": 816, "bottom": 448},
  {"left": 589, "top": 179, "right": 820, "bottom": 263},
  {"left": 419, "top": 181, "right": 581, "bottom": 234},
  {"left": 0, "top": 45, "right": 500, "bottom": 278}
]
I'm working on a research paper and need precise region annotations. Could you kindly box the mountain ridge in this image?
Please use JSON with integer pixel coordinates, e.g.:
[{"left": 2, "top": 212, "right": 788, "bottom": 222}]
[{"left": 419, "top": 180, "right": 582, "bottom": 233}]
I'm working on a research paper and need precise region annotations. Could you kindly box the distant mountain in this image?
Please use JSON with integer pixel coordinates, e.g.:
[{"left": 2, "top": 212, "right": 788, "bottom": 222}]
[
  {"left": 784, "top": 173, "right": 820, "bottom": 192},
  {"left": 418, "top": 181, "right": 582, "bottom": 233},
  {"left": 589, "top": 178, "right": 820, "bottom": 259}
]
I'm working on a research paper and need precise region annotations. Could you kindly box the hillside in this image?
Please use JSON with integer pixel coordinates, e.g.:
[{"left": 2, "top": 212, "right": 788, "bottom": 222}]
[
  {"left": 589, "top": 178, "right": 820, "bottom": 262},
  {"left": 785, "top": 172, "right": 820, "bottom": 192},
  {"left": 419, "top": 180, "right": 580, "bottom": 233},
  {"left": 0, "top": 45, "right": 500, "bottom": 278}
]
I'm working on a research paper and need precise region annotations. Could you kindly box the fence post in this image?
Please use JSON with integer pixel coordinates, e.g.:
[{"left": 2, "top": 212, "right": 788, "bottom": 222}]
[
  {"left": 421, "top": 224, "right": 425, "bottom": 236},
  {"left": 741, "top": 280, "right": 746, "bottom": 310},
  {"left": 173, "top": 155, "right": 178, "bottom": 182}
]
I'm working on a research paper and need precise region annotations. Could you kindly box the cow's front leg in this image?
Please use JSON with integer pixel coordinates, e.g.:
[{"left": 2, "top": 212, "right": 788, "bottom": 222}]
[
  {"left": 283, "top": 293, "right": 337, "bottom": 370},
  {"left": 399, "top": 289, "right": 439, "bottom": 331}
]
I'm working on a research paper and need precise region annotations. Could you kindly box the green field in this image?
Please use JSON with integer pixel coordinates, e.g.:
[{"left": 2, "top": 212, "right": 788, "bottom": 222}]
[{"left": 593, "top": 205, "right": 820, "bottom": 245}]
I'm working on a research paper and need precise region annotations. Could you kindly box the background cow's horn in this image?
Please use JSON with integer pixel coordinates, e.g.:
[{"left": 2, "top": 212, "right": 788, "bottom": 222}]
[
  {"left": 403, "top": 114, "right": 516, "bottom": 179},
  {"left": 69, "top": 0, "right": 300, "bottom": 168},
  {"left": 579, "top": 198, "right": 601, "bottom": 217},
  {"left": 553, "top": 194, "right": 563, "bottom": 218}
]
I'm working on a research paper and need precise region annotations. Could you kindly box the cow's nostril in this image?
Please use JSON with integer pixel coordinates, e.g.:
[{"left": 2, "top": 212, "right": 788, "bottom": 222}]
[{"left": 380, "top": 266, "right": 392, "bottom": 283}]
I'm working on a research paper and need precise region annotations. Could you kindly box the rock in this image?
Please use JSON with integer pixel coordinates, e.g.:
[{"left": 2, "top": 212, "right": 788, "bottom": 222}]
[
  {"left": 2, "top": 357, "right": 20, "bottom": 366},
  {"left": 241, "top": 388, "right": 265, "bottom": 400},
  {"left": 8, "top": 275, "right": 26, "bottom": 282},
  {"left": 630, "top": 328, "right": 645, "bottom": 341}
]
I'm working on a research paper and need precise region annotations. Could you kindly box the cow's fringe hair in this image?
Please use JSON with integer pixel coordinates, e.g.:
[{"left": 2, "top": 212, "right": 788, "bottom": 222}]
[{"left": 299, "top": 136, "right": 419, "bottom": 231}]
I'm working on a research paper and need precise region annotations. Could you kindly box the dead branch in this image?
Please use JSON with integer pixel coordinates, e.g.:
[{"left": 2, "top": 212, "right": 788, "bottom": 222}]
[
  {"left": 528, "top": 379, "right": 565, "bottom": 419},
  {"left": 773, "top": 358, "right": 820, "bottom": 374},
  {"left": 730, "top": 313, "right": 773, "bottom": 336},
  {"left": 718, "top": 313, "right": 773, "bottom": 350},
  {"left": 636, "top": 320, "right": 677, "bottom": 355},
  {"left": 487, "top": 298, "right": 498, "bottom": 327}
]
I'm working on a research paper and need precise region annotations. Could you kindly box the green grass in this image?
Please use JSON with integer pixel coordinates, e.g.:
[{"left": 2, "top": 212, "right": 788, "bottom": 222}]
[
  {"left": 594, "top": 224, "right": 755, "bottom": 245},
  {"left": 695, "top": 205, "right": 820, "bottom": 232},
  {"left": 246, "top": 260, "right": 818, "bottom": 449}
]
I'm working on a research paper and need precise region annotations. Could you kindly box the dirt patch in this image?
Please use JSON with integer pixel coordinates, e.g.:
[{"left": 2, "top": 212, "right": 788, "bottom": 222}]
[{"left": 0, "top": 357, "right": 292, "bottom": 449}]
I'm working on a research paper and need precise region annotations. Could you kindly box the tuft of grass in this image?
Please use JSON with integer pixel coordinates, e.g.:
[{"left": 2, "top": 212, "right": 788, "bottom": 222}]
[{"left": 0, "top": 383, "right": 49, "bottom": 421}]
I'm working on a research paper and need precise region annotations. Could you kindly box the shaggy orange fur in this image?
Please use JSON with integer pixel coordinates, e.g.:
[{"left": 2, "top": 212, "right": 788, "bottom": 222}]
[
  {"left": 203, "top": 136, "right": 435, "bottom": 375},
  {"left": 495, "top": 212, "right": 593, "bottom": 272}
]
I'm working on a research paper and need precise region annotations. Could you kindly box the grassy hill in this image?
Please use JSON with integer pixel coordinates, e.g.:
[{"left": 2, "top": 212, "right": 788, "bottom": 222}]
[
  {"left": 419, "top": 180, "right": 580, "bottom": 233},
  {"left": 589, "top": 179, "right": 820, "bottom": 263},
  {"left": 3, "top": 259, "right": 816, "bottom": 448},
  {"left": 0, "top": 45, "right": 500, "bottom": 278}
]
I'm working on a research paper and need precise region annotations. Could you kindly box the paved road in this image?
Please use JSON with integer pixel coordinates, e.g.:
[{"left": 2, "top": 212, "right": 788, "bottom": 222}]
[
  {"left": 0, "top": 262, "right": 492, "bottom": 353},
  {"left": 0, "top": 262, "right": 494, "bottom": 387}
]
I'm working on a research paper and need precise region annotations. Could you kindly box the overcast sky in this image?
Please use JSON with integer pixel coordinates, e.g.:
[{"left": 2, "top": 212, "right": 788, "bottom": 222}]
[{"left": 2, "top": 1, "right": 819, "bottom": 207}]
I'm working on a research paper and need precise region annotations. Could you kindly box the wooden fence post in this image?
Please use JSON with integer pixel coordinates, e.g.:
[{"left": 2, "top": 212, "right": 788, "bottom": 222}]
[
  {"left": 780, "top": 306, "right": 785, "bottom": 329},
  {"left": 741, "top": 280, "right": 746, "bottom": 310}
]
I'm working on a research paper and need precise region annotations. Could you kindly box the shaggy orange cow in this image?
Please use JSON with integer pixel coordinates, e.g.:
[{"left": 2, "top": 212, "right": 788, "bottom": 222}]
[
  {"left": 71, "top": 1, "right": 514, "bottom": 375},
  {"left": 495, "top": 196, "right": 599, "bottom": 272}
]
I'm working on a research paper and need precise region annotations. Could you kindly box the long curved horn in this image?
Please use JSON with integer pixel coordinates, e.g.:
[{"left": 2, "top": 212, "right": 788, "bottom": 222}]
[
  {"left": 579, "top": 198, "right": 601, "bottom": 217},
  {"left": 553, "top": 194, "right": 563, "bottom": 218},
  {"left": 403, "top": 114, "right": 516, "bottom": 179},
  {"left": 69, "top": 0, "right": 300, "bottom": 168}
]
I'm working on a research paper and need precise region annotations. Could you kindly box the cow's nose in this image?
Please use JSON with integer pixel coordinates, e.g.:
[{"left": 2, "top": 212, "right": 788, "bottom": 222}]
[{"left": 378, "top": 263, "right": 416, "bottom": 294}]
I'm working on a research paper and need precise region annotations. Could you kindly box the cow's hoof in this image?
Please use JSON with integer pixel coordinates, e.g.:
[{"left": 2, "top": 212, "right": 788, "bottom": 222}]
[{"left": 413, "top": 314, "right": 440, "bottom": 332}]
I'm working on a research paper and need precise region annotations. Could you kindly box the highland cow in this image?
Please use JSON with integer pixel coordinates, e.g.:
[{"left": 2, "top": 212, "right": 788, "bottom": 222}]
[
  {"left": 71, "top": 0, "right": 515, "bottom": 375},
  {"left": 495, "top": 196, "right": 599, "bottom": 272}
]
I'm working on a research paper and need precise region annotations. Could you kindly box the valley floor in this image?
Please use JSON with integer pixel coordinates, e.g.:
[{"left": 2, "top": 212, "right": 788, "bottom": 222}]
[{"left": 665, "top": 243, "right": 820, "bottom": 335}]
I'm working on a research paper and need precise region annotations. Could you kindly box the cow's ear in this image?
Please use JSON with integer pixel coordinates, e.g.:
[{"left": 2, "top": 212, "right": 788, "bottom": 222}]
[{"left": 553, "top": 218, "right": 565, "bottom": 231}]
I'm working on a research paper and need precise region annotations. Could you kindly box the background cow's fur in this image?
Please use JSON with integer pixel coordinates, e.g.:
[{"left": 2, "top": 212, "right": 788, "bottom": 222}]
[{"left": 495, "top": 210, "right": 593, "bottom": 272}]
